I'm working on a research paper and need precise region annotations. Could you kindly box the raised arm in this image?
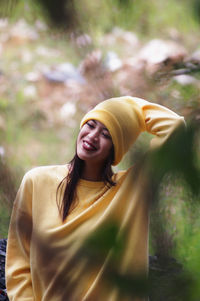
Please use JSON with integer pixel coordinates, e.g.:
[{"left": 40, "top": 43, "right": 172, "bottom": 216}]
[
  {"left": 6, "top": 172, "right": 34, "bottom": 300},
  {"left": 133, "top": 97, "right": 185, "bottom": 147}
]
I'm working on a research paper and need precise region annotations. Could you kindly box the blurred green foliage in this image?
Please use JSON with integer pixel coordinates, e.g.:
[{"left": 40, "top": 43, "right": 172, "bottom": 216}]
[
  {"left": 147, "top": 122, "right": 200, "bottom": 300},
  {"left": 80, "top": 123, "right": 200, "bottom": 300},
  {"left": 70, "top": 0, "right": 199, "bottom": 37}
]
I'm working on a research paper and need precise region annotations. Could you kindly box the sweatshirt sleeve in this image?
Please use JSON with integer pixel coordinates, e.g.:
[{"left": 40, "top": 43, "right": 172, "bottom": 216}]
[
  {"left": 6, "top": 172, "right": 34, "bottom": 300},
  {"left": 133, "top": 97, "right": 185, "bottom": 147}
]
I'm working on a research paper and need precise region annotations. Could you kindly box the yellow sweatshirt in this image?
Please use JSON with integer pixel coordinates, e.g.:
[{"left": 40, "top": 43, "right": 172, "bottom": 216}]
[{"left": 6, "top": 99, "right": 185, "bottom": 301}]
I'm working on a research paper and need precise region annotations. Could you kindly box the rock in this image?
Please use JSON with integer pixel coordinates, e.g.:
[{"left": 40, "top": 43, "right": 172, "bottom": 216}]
[
  {"left": 25, "top": 71, "right": 41, "bottom": 82},
  {"left": 190, "top": 49, "right": 200, "bottom": 63},
  {"left": 0, "top": 146, "right": 5, "bottom": 158},
  {"left": 137, "top": 39, "right": 187, "bottom": 73},
  {"left": 44, "top": 70, "right": 68, "bottom": 83},
  {"left": 60, "top": 102, "right": 76, "bottom": 121},
  {"left": 23, "top": 85, "right": 37, "bottom": 99},
  {"left": 36, "top": 46, "right": 60, "bottom": 58},
  {"left": 9, "top": 19, "right": 39, "bottom": 43},
  {"left": 0, "top": 239, "right": 8, "bottom": 301},
  {"left": 173, "top": 74, "right": 198, "bottom": 85},
  {"left": 102, "top": 27, "right": 139, "bottom": 48},
  {"left": 44, "top": 63, "right": 86, "bottom": 84},
  {"left": 104, "top": 51, "right": 122, "bottom": 72}
]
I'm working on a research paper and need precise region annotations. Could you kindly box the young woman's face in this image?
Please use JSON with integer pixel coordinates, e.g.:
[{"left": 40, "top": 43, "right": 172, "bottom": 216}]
[{"left": 77, "top": 119, "right": 113, "bottom": 166}]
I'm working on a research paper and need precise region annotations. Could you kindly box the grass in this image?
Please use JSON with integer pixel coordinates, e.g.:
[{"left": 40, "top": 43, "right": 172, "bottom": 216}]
[{"left": 73, "top": 0, "right": 200, "bottom": 41}]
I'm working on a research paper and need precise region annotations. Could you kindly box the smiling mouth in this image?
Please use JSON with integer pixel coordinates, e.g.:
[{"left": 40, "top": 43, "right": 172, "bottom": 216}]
[{"left": 82, "top": 140, "right": 97, "bottom": 151}]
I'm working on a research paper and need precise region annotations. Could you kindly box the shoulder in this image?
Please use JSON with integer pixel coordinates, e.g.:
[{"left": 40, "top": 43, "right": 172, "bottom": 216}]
[
  {"left": 112, "top": 169, "right": 128, "bottom": 183},
  {"left": 23, "top": 164, "right": 69, "bottom": 184}
]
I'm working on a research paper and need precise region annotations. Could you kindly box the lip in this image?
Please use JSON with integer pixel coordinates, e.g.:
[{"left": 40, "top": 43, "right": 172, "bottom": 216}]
[{"left": 82, "top": 139, "right": 97, "bottom": 151}]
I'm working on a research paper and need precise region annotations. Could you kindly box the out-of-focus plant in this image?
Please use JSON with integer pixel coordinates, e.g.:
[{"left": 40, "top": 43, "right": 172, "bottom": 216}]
[
  {"left": 79, "top": 118, "right": 200, "bottom": 300},
  {"left": 142, "top": 117, "right": 200, "bottom": 300}
]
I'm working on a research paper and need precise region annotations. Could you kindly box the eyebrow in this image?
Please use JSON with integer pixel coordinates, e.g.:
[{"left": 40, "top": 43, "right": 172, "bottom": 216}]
[{"left": 91, "top": 120, "right": 109, "bottom": 131}]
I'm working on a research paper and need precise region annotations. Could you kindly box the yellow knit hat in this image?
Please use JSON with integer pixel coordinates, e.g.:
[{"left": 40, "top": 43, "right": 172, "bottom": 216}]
[{"left": 80, "top": 96, "right": 146, "bottom": 165}]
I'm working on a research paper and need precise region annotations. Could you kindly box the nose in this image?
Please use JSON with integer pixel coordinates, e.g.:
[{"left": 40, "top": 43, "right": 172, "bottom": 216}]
[{"left": 88, "top": 128, "right": 100, "bottom": 141}]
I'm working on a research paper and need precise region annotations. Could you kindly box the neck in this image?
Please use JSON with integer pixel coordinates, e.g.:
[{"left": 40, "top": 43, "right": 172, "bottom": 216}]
[{"left": 81, "top": 162, "right": 103, "bottom": 181}]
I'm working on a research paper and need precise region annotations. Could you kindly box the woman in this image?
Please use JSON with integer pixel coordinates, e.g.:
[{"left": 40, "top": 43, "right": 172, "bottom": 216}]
[{"left": 6, "top": 96, "right": 185, "bottom": 300}]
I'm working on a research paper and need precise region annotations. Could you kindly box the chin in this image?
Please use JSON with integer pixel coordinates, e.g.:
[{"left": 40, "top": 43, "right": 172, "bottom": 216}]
[{"left": 77, "top": 151, "right": 90, "bottom": 162}]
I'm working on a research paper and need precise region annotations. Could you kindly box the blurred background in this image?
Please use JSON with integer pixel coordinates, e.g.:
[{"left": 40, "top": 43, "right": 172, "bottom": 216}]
[{"left": 0, "top": 0, "right": 200, "bottom": 299}]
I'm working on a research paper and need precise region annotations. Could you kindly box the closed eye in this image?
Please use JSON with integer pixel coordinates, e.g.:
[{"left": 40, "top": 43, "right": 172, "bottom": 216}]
[
  {"left": 86, "top": 121, "right": 95, "bottom": 128},
  {"left": 102, "top": 132, "right": 111, "bottom": 139}
]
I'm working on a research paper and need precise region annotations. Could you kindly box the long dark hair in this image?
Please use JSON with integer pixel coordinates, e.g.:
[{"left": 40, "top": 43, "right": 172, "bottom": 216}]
[{"left": 57, "top": 145, "right": 116, "bottom": 221}]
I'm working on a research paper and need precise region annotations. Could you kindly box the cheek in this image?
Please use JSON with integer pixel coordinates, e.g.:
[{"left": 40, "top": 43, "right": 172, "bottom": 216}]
[
  {"left": 77, "top": 127, "right": 86, "bottom": 144},
  {"left": 102, "top": 140, "right": 113, "bottom": 156},
  {"left": 76, "top": 132, "right": 83, "bottom": 152}
]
